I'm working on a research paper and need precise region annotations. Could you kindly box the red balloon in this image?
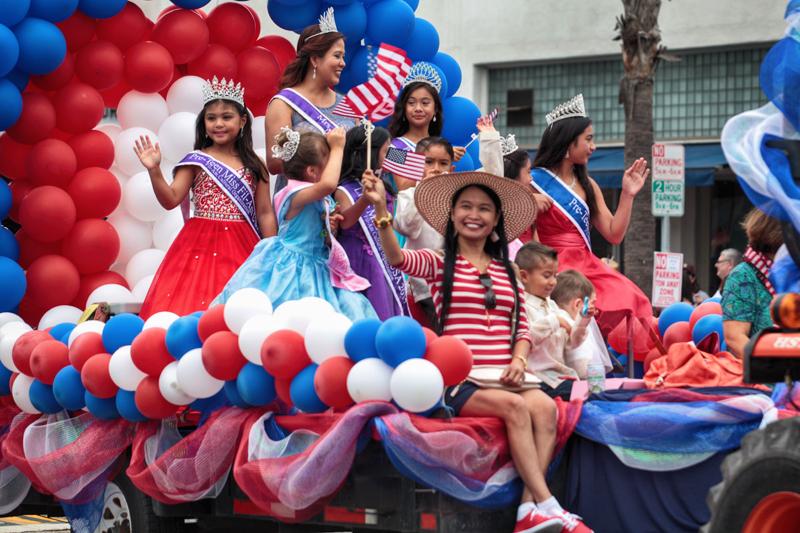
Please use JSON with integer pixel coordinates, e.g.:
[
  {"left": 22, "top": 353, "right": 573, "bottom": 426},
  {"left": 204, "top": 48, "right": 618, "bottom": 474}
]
[
  {"left": 25, "top": 255, "right": 81, "bottom": 309},
  {"left": 135, "top": 376, "right": 179, "bottom": 419},
  {"left": 689, "top": 302, "right": 722, "bottom": 331},
  {"left": 187, "top": 44, "right": 237, "bottom": 81},
  {"left": 663, "top": 321, "right": 692, "bottom": 349},
  {"left": 100, "top": 80, "right": 132, "bottom": 109},
  {"left": 608, "top": 318, "right": 655, "bottom": 361},
  {"left": 19, "top": 186, "right": 77, "bottom": 243},
  {"left": 67, "top": 167, "right": 121, "bottom": 219},
  {"left": 275, "top": 378, "right": 292, "bottom": 406},
  {"left": 0, "top": 135, "right": 32, "bottom": 181},
  {"left": 260, "top": 330, "right": 311, "bottom": 380},
  {"left": 152, "top": 9, "right": 210, "bottom": 64},
  {"left": 246, "top": 98, "right": 269, "bottom": 118},
  {"left": 30, "top": 340, "right": 70, "bottom": 384},
  {"left": 7, "top": 93, "right": 56, "bottom": 144},
  {"left": 158, "top": 6, "right": 206, "bottom": 20},
  {"left": 241, "top": 4, "right": 261, "bottom": 38},
  {"left": 197, "top": 304, "right": 227, "bottom": 341},
  {"left": 73, "top": 271, "right": 129, "bottom": 309},
  {"left": 207, "top": 3, "right": 258, "bottom": 54},
  {"left": 53, "top": 82, "right": 105, "bottom": 134},
  {"left": 201, "top": 331, "right": 246, "bottom": 381},
  {"left": 69, "top": 332, "right": 105, "bottom": 371},
  {"left": 124, "top": 41, "right": 175, "bottom": 94},
  {"left": 31, "top": 53, "right": 75, "bottom": 91},
  {"left": 237, "top": 46, "right": 280, "bottom": 103},
  {"left": 424, "top": 336, "right": 473, "bottom": 386},
  {"left": 643, "top": 348, "right": 662, "bottom": 374},
  {"left": 422, "top": 327, "right": 438, "bottom": 348},
  {"left": 57, "top": 12, "right": 96, "bottom": 52},
  {"left": 11, "top": 330, "right": 52, "bottom": 376},
  {"left": 255, "top": 36, "right": 296, "bottom": 72},
  {"left": 26, "top": 139, "right": 77, "bottom": 188},
  {"left": 68, "top": 131, "right": 115, "bottom": 170},
  {"left": 61, "top": 219, "right": 120, "bottom": 275},
  {"left": 95, "top": 3, "right": 151, "bottom": 52},
  {"left": 75, "top": 40, "right": 124, "bottom": 91},
  {"left": 8, "top": 180, "right": 33, "bottom": 222},
  {"left": 16, "top": 298, "right": 47, "bottom": 327},
  {"left": 16, "top": 229, "right": 61, "bottom": 268},
  {"left": 130, "top": 328, "right": 174, "bottom": 377},
  {"left": 158, "top": 65, "right": 182, "bottom": 99},
  {"left": 314, "top": 356, "right": 354, "bottom": 409},
  {"left": 81, "top": 353, "right": 117, "bottom": 398}
]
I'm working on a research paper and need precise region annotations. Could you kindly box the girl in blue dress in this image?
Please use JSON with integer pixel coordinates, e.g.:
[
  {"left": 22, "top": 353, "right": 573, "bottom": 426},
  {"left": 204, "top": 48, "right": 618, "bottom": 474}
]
[{"left": 215, "top": 126, "right": 376, "bottom": 321}]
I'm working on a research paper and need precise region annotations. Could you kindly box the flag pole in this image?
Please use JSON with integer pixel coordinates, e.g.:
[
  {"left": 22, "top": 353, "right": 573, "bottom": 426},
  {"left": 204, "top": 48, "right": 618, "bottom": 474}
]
[{"left": 362, "top": 116, "right": 375, "bottom": 172}]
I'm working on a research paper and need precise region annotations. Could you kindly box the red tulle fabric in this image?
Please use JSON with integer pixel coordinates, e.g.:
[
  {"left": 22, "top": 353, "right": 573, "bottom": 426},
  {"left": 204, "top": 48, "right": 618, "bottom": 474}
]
[
  {"left": 139, "top": 217, "right": 259, "bottom": 319},
  {"left": 0, "top": 406, "right": 21, "bottom": 472},
  {"left": 2, "top": 414, "right": 49, "bottom": 494},
  {"left": 536, "top": 207, "right": 653, "bottom": 335}
]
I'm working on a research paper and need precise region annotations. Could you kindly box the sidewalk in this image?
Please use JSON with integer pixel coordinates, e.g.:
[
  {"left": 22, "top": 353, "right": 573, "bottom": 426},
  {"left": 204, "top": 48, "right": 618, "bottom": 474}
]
[{"left": 0, "top": 516, "right": 69, "bottom": 532}]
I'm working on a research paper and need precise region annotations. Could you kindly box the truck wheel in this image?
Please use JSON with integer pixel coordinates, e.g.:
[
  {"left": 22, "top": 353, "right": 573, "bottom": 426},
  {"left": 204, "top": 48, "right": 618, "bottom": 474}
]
[
  {"left": 95, "top": 472, "right": 184, "bottom": 533},
  {"left": 703, "top": 417, "right": 800, "bottom": 533}
]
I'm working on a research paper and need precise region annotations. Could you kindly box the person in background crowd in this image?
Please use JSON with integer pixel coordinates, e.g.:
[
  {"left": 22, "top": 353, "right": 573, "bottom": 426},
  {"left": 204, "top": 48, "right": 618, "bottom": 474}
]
[{"left": 713, "top": 248, "right": 743, "bottom": 298}]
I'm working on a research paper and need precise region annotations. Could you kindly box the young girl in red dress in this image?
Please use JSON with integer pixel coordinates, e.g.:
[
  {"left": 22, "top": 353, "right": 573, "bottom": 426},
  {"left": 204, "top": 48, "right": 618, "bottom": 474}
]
[{"left": 133, "top": 77, "right": 277, "bottom": 318}]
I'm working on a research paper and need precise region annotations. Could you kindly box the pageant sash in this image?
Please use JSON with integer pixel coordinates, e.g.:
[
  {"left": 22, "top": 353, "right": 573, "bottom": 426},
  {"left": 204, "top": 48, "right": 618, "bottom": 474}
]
[
  {"left": 338, "top": 181, "right": 410, "bottom": 315},
  {"left": 531, "top": 167, "right": 592, "bottom": 249},
  {"left": 274, "top": 180, "right": 370, "bottom": 292},
  {"left": 391, "top": 137, "right": 416, "bottom": 151},
  {"left": 271, "top": 89, "right": 338, "bottom": 134},
  {"left": 176, "top": 151, "right": 259, "bottom": 237}
]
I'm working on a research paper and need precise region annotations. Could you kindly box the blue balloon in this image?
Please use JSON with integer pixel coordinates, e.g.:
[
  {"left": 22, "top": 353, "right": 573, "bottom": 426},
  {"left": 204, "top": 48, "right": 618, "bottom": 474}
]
[
  {"left": 327, "top": 0, "right": 356, "bottom": 5},
  {"left": 14, "top": 18, "right": 67, "bottom": 75},
  {"left": 223, "top": 380, "right": 249, "bottom": 408},
  {"left": 692, "top": 314, "right": 724, "bottom": 347},
  {"left": 466, "top": 135, "right": 480, "bottom": 167},
  {"left": 50, "top": 323, "right": 75, "bottom": 345},
  {"left": 115, "top": 390, "right": 147, "bottom": 422},
  {"left": 267, "top": 0, "right": 323, "bottom": 32},
  {"left": 290, "top": 364, "right": 327, "bottom": 413},
  {"left": 375, "top": 316, "right": 426, "bottom": 367},
  {"left": 85, "top": 391, "right": 119, "bottom": 419},
  {"left": 0, "top": 24, "right": 20, "bottom": 79},
  {"left": 0, "top": 364, "right": 10, "bottom": 395},
  {"left": 237, "top": 363, "right": 276, "bottom": 407},
  {"left": 453, "top": 151, "right": 475, "bottom": 172},
  {"left": 0, "top": 0, "right": 30, "bottom": 27},
  {"left": 346, "top": 45, "right": 373, "bottom": 87},
  {"left": 77, "top": 0, "right": 126, "bottom": 19},
  {"left": 165, "top": 316, "right": 202, "bottom": 359},
  {"left": 0, "top": 257, "right": 25, "bottom": 312},
  {"left": 402, "top": 18, "right": 438, "bottom": 62},
  {"left": 54, "top": 367, "right": 90, "bottom": 412},
  {"left": 441, "top": 96, "right": 481, "bottom": 146},
  {"left": 366, "top": 0, "right": 415, "bottom": 47},
  {"left": 30, "top": 380, "right": 62, "bottom": 414},
  {"left": 431, "top": 52, "right": 461, "bottom": 98},
  {"left": 331, "top": 1, "right": 367, "bottom": 41},
  {"left": 171, "top": 0, "right": 212, "bottom": 9},
  {"left": 0, "top": 80, "right": 22, "bottom": 131},
  {"left": 29, "top": 0, "right": 79, "bottom": 22},
  {"left": 5, "top": 69, "right": 29, "bottom": 93},
  {"left": 706, "top": 296, "right": 722, "bottom": 304},
  {"left": 190, "top": 389, "right": 227, "bottom": 413},
  {"left": 0, "top": 227, "right": 19, "bottom": 262},
  {"left": 657, "top": 302, "right": 694, "bottom": 336},
  {"left": 401, "top": 0, "right": 419, "bottom": 10},
  {"left": 0, "top": 180, "right": 11, "bottom": 220},
  {"left": 344, "top": 318, "right": 382, "bottom": 362},
  {"left": 102, "top": 313, "right": 144, "bottom": 354}
]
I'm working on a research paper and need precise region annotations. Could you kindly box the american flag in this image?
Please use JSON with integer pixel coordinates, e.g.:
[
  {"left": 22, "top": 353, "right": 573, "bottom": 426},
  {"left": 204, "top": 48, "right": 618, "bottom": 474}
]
[
  {"left": 333, "top": 44, "right": 412, "bottom": 121},
  {"left": 382, "top": 146, "right": 426, "bottom": 181}
]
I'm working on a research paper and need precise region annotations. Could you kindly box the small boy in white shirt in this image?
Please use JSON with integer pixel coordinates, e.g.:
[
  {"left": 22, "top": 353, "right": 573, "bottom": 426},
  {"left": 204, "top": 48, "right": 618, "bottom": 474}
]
[{"left": 550, "top": 269, "right": 599, "bottom": 380}]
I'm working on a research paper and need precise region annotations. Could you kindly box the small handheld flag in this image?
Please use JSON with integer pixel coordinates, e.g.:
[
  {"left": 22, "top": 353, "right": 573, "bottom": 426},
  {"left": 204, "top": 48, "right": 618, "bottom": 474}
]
[{"left": 382, "top": 147, "right": 426, "bottom": 181}]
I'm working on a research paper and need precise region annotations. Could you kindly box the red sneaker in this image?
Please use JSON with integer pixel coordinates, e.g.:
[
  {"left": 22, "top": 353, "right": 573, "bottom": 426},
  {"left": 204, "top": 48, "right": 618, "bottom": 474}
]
[
  {"left": 553, "top": 510, "right": 593, "bottom": 533},
  {"left": 513, "top": 509, "right": 563, "bottom": 533}
]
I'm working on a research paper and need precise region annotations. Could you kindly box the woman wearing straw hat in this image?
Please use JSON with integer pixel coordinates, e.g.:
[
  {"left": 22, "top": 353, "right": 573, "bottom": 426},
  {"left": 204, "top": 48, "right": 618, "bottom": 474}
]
[{"left": 362, "top": 170, "right": 591, "bottom": 533}]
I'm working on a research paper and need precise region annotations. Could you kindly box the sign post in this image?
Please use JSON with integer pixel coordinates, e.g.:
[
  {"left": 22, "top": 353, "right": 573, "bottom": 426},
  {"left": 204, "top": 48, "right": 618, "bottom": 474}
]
[
  {"left": 652, "top": 251, "right": 684, "bottom": 308},
  {"left": 651, "top": 143, "right": 685, "bottom": 252}
]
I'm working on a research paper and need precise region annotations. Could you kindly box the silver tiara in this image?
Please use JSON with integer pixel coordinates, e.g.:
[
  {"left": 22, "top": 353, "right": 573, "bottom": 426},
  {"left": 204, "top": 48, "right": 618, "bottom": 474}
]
[
  {"left": 545, "top": 94, "right": 586, "bottom": 126},
  {"left": 403, "top": 62, "right": 443, "bottom": 93},
  {"left": 500, "top": 133, "right": 518, "bottom": 156},
  {"left": 202, "top": 76, "right": 245, "bottom": 107},
  {"left": 307, "top": 7, "right": 338, "bottom": 40},
  {"left": 271, "top": 127, "right": 301, "bottom": 162}
]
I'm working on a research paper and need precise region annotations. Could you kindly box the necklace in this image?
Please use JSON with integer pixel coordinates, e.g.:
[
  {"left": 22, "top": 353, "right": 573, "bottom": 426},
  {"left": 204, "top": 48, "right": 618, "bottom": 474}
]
[{"left": 567, "top": 175, "right": 577, "bottom": 189}]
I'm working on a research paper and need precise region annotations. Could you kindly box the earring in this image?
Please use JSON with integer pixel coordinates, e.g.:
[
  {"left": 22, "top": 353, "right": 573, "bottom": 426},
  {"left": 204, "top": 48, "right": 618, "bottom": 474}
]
[
  {"left": 565, "top": 150, "right": 570, "bottom": 160},
  {"left": 490, "top": 230, "right": 500, "bottom": 242},
  {"left": 432, "top": 116, "right": 437, "bottom": 122},
  {"left": 313, "top": 65, "right": 317, "bottom": 80},
  {"left": 239, "top": 128, "right": 244, "bottom": 138}
]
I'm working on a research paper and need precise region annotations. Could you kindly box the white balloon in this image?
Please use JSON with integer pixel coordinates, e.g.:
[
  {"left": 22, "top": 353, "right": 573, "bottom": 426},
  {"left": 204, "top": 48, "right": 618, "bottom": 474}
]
[
  {"left": 238, "top": 314, "right": 287, "bottom": 365},
  {"left": 389, "top": 359, "right": 444, "bottom": 413},
  {"left": 109, "top": 346, "right": 147, "bottom": 391},
  {"left": 223, "top": 288, "right": 273, "bottom": 334},
  {"left": 0, "top": 312, "right": 23, "bottom": 330},
  {"left": 0, "top": 330, "right": 25, "bottom": 373},
  {"left": 85, "top": 284, "right": 134, "bottom": 308},
  {"left": 95, "top": 122, "right": 122, "bottom": 143},
  {"left": 272, "top": 298, "right": 336, "bottom": 336},
  {"left": 125, "top": 248, "right": 166, "bottom": 288},
  {"left": 37, "top": 305, "right": 82, "bottom": 330},
  {"left": 166, "top": 75, "right": 205, "bottom": 115},
  {"left": 158, "top": 112, "right": 197, "bottom": 163},
  {"left": 67, "top": 320, "right": 106, "bottom": 347},
  {"left": 143, "top": 311, "right": 180, "bottom": 330},
  {"left": 152, "top": 208, "right": 184, "bottom": 251},
  {"left": 117, "top": 91, "right": 169, "bottom": 133},
  {"left": 124, "top": 171, "right": 168, "bottom": 222},
  {"left": 176, "top": 348, "right": 224, "bottom": 399},
  {"left": 252, "top": 116, "right": 266, "bottom": 150},
  {"left": 12, "top": 374, "right": 39, "bottom": 414},
  {"left": 346, "top": 358, "right": 394, "bottom": 403},
  {"left": 132, "top": 274, "right": 155, "bottom": 302},
  {"left": 114, "top": 127, "right": 159, "bottom": 177},
  {"left": 108, "top": 211, "right": 153, "bottom": 266},
  {"left": 0, "top": 321, "right": 31, "bottom": 338},
  {"left": 158, "top": 361, "right": 194, "bottom": 405},
  {"left": 305, "top": 313, "right": 352, "bottom": 365}
]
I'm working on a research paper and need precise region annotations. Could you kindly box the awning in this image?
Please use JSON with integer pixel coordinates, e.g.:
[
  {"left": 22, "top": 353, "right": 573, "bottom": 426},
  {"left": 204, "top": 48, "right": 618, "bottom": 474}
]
[{"left": 527, "top": 143, "right": 728, "bottom": 189}]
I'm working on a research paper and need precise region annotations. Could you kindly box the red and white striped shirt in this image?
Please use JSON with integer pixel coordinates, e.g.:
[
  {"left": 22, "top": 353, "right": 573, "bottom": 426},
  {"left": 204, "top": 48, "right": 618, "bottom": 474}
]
[{"left": 400, "top": 249, "right": 530, "bottom": 366}]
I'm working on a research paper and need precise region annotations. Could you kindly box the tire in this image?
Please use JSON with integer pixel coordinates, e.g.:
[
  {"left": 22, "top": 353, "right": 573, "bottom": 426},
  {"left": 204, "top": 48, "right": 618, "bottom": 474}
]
[
  {"left": 95, "top": 472, "right": 185, "bottom": 533},
  {"left": 703, "top": 417, "right": 800, "bottom": 533}
]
